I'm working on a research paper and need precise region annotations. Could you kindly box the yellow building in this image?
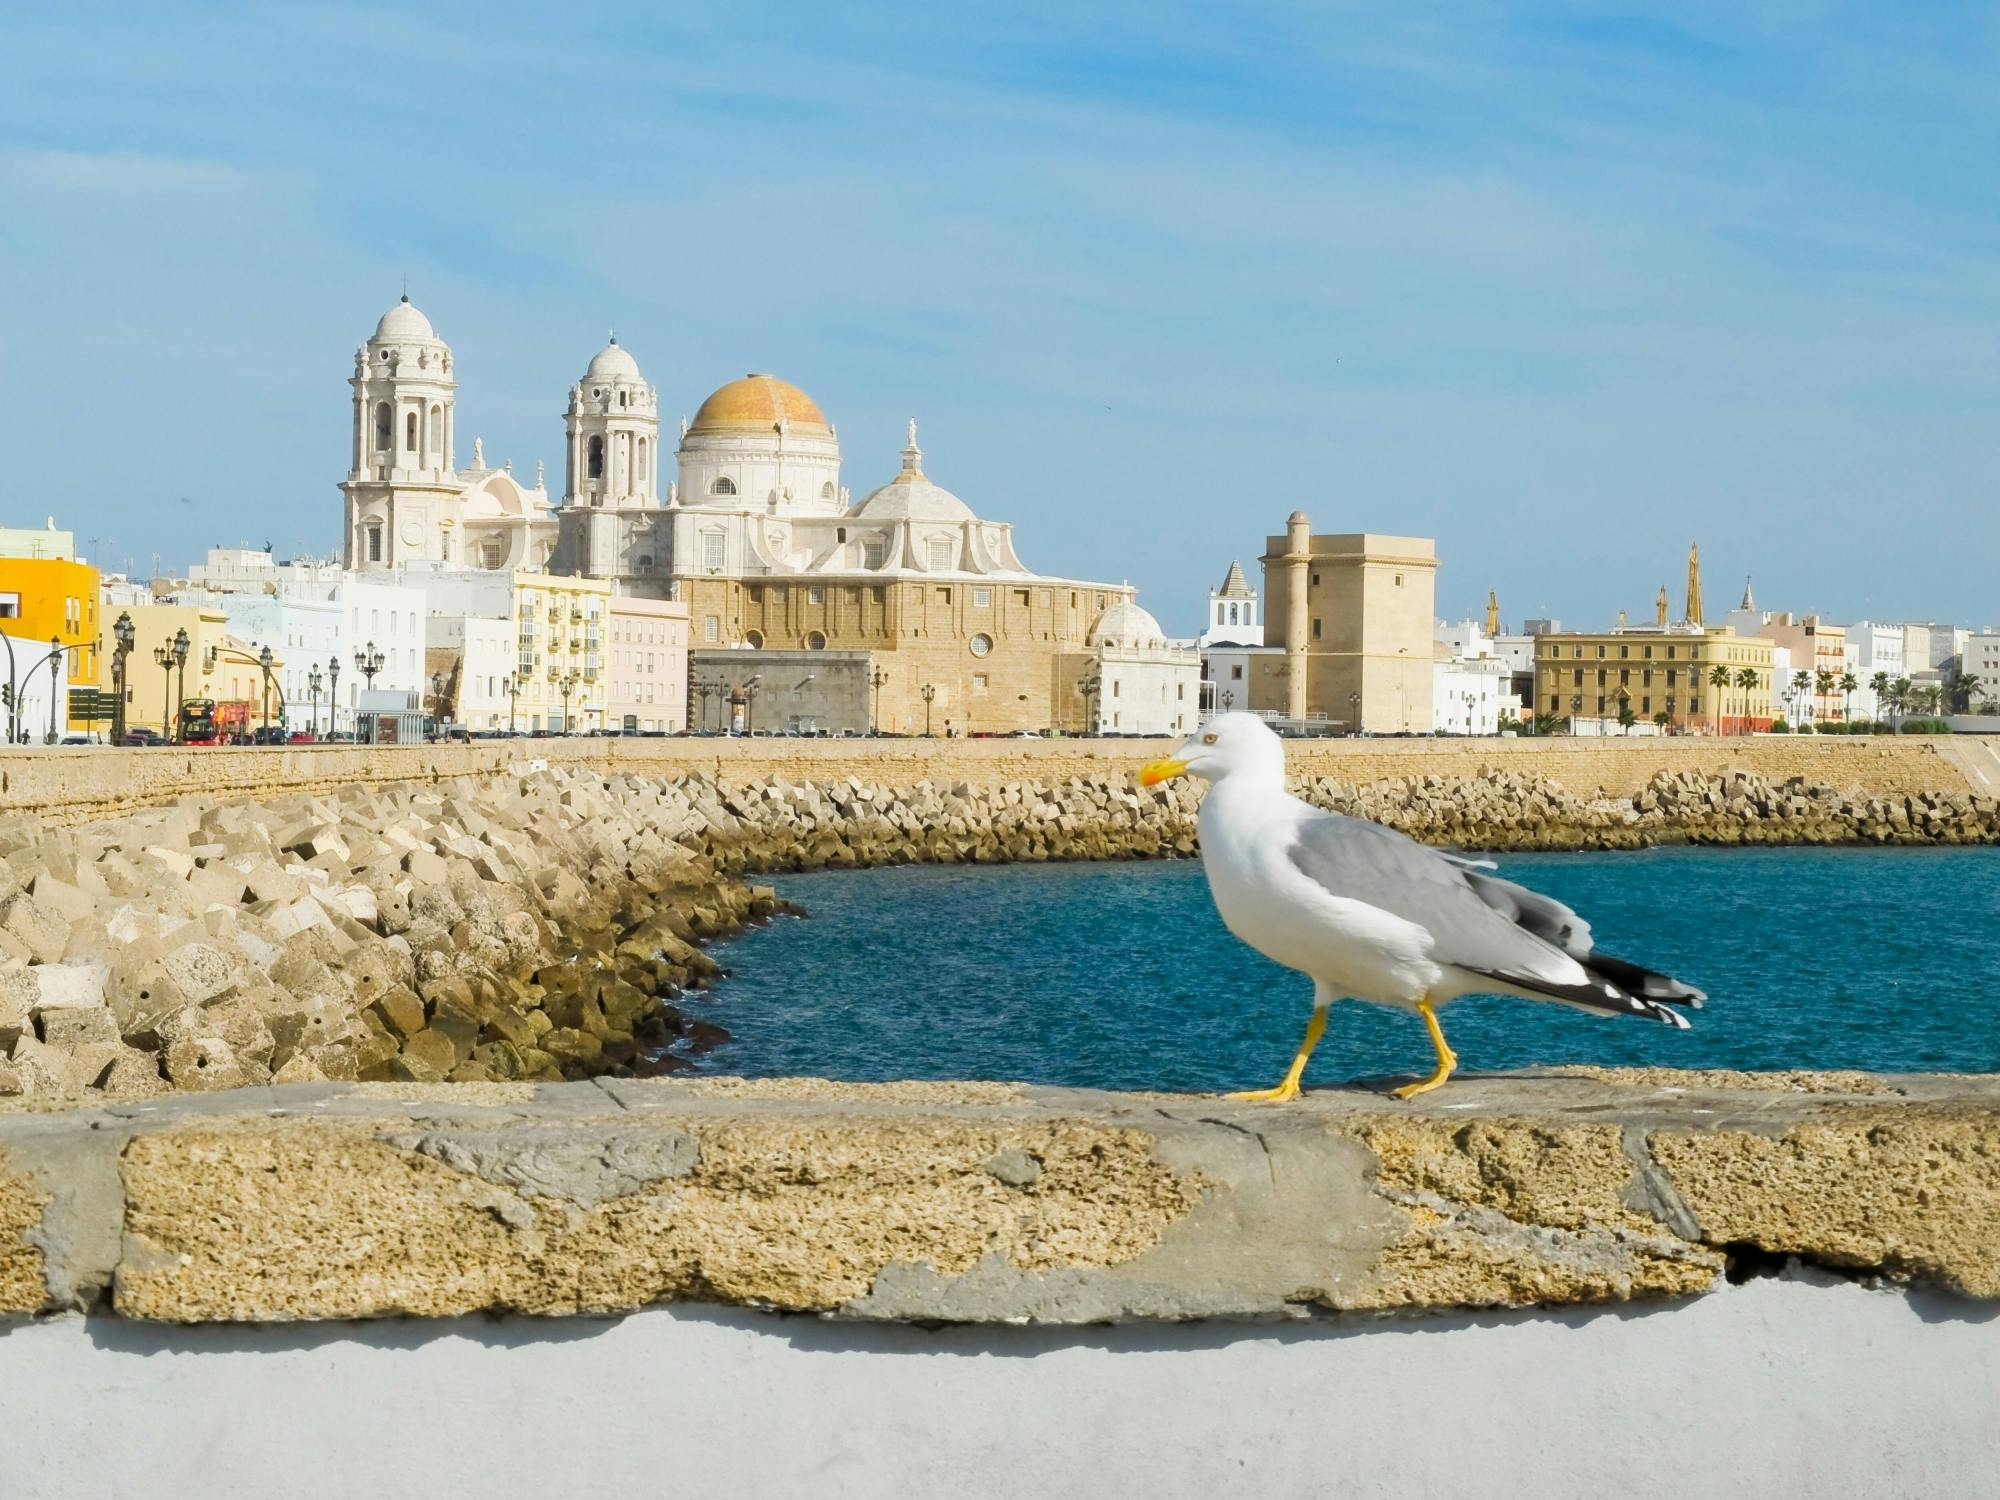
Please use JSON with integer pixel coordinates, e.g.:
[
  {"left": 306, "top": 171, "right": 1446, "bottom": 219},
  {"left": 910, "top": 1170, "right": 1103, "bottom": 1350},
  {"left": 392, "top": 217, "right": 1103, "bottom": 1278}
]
[
  {"left": 1533, "top": 625, "right": 1774, "bottom": 733},
  {"left": 509, "top": 573, "right": 611, "bottom": 732},
  {"left": 1247, "top": 514, "right": 1438, "bottom": 732},
  {"left": 0, "top": 557, "right": 101, "bottom": 729},
  {"left": 111, "top": 604, "right": 285, "bottom": 738}
]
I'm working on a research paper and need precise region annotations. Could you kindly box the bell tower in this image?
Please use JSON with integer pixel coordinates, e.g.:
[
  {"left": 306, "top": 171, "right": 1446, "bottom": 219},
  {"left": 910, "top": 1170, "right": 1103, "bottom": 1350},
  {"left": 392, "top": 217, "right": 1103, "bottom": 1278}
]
[{"left": 341, "top": 295, "right": 459, "bottom": 570}]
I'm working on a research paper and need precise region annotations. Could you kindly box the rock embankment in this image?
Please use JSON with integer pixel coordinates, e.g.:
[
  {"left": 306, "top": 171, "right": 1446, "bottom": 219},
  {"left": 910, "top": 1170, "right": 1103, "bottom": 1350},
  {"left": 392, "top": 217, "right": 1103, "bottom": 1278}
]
[
  {"left": 0, "top": 769, "right": 766, "bottom": 1105},
  {"left": 659, "top": 763, "right": 2000, "bottom": 873},
  {"left": 2, "top": 757, "right": 1996, "bottom": 1105}
]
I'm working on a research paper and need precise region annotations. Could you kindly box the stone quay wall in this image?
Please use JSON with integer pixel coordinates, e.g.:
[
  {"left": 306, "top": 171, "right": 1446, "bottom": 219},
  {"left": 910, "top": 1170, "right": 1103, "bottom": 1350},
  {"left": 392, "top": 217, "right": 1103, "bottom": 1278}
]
[{"left": 1, "top": 731, "right": 1985, "bottom": 825}]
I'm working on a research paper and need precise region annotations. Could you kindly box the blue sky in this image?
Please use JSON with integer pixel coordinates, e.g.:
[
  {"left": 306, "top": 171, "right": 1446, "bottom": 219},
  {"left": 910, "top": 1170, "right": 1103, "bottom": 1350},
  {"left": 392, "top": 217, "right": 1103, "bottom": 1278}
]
[{"left": 3, "top": 2, "right": 1997, "bottom": 632}]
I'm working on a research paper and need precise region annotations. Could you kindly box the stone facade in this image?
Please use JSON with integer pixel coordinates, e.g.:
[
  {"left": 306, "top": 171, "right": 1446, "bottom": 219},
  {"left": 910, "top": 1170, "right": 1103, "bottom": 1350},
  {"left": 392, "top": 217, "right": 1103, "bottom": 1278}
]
[
  {"left": 1256, "top": 514, "right": 1437, "bottom": 732},
  {"left": 1534, "top": 625, "right": 1775, "bottom": 732}
]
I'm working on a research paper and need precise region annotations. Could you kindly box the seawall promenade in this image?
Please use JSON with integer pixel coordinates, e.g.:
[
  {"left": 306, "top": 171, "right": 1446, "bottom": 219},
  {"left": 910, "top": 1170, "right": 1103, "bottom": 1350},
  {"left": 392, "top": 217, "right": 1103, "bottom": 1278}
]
[{"left": 3, "top": 731, "right": 1991, "bottom": 824}]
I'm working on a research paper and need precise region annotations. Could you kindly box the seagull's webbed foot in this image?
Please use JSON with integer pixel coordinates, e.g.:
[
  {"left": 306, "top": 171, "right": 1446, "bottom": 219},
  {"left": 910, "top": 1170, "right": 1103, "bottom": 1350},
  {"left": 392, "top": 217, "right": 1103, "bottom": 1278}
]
[
  {"left": 1225, "top": 1003, "right": 1327, "bottom": 1104},
  {"left": 1228, "top": 1079, "right": 1303, "bottom": 1103},
  {"left": 1390, "top": 997, "right": 1458, "bottom": 1101}
]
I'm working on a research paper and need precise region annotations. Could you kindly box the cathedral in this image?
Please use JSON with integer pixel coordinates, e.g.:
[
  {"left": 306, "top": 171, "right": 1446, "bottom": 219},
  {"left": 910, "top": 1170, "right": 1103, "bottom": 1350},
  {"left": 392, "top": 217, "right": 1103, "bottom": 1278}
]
[{"left": 341, "top": 297, "right": 1182, "bottom": 734}]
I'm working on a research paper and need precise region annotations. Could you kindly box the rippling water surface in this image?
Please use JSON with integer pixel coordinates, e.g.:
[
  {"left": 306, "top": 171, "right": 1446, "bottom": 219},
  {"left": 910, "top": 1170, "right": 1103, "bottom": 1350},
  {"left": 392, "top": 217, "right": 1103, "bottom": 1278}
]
[{"left": 694, "top": 846, "right": 2000, "bottom": 1091}]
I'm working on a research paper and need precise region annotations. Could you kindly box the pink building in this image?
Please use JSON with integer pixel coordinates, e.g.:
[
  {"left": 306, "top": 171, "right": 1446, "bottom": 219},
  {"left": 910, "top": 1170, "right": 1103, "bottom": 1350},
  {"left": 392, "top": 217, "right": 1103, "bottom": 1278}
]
[{"left": 606, "top": 595, "right": 689, "bottom": 733}]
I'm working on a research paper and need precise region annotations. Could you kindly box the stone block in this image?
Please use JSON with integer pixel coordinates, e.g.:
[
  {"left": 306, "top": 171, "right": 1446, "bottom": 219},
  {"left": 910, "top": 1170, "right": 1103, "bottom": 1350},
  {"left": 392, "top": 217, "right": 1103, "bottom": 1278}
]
[
  {"left": 398, "top": 1027, "right": 458, "bottom": 1079},
  {"left": 403, "top": 848, "right": 451, "bottom": 885},
  {"left": 38, "top": 1003, "right": 119, "bottom": 1050},
  {"left": 97, "top": 1047, "right": 169, "bottom": 1097},
  {"left": 31, "top": 872, "right": 97, "bottom": 924},
  {"left": 144, "top": 846, "right": 196, "bottom": 881},
  {"left": 19, "top": 960, "right": 109, "bottom": 1014},
  {"left": 368, "top": 985, "right": 426, "bottom": 1040},
  {"left": 2, "top": 892, "right": 71, "bottom": 964},
  {"left": 159, "top": 942, "right": 240, "bottom": 1005},
  {"left": 0, "top": 980, "right": 25, "bottom": 1049},
  {"left": 162, "top": 1036, "right": 246, "bottom": 1091}
]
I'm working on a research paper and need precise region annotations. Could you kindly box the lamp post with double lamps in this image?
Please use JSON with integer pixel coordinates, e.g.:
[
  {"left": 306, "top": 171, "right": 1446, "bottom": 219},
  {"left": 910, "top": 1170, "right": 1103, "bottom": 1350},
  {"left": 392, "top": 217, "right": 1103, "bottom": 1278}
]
[
  {"left": 327, "top": 656, "right": 341, "bottom": 738},
  {"left": 308, "top": 665, "right": 323, "bottom": 737},
  {"left": 868, "top": 665, "right": 888, "bottom": 735},
  {"left": 557, "top": 669, "right": 580, "bottom": 735},
  {"left": 920, "top": 682, "right": 937, "bottom": 737},
  {"left": 354, "top": 642, "right": 384, "bottom": 744},
  {"left": 111, "top": 612, "right": 135, "bottom": 745},
  {"left": 257, "top": 645, "right": 276, "bottom": 732}
]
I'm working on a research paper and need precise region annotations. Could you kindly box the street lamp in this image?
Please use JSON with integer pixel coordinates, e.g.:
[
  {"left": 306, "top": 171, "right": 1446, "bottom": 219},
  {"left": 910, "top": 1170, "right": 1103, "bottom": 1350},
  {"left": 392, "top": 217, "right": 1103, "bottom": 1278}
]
[
  {"left": 557, "top": 669, "right": 580, "bottom": 734},
  {"left": 111, "top": 612, "right": 134, "bottom": 745},
  {"left": 327, "top": 656, "right": 341, "bottom": 738},
  {"left": 1348, "top": 690, "right": 1362, "bottom": 736},
  {"left": 868, "top": 665, "right": 888, "bottom": 735},
  {"left": 152, "top": 638, "right": 176, "bottom": 740},
  {"left": 170, "top": 628, "right": 190, "bottom": 742},
  {"left": 43, "top": 635, "right": 62, "bottom": 744},
  {"left": 1075, "top": 674, "right": 1099, "bottom": 736},
  {"left": 920, "top": 682, "right": 937, "bottom": 737},
  {"left": 430, "top": 671, "right": 445, "bottom": 729},
  {"left": 504, "top": 672, "right": 518, "bottom": 733},
  {"left": 354, "top": 642, "right": 384, "bottom": 744},
  {"left": 308, "top": 665, "right": 323, "bottom": 736},
  {"left": 257, "top": 644, "right": 276, "bottom": 731}
]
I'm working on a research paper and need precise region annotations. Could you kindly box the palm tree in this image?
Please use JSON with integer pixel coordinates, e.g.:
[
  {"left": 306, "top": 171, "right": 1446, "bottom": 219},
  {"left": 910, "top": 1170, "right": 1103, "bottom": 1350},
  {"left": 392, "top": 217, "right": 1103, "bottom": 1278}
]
[
  {"left": 1949, "top": 670, "right": 1983, "bottom": 715},
  {"left": 1889, "top": 676, "right": 1913, "bottom": 722},
  {"left": 1708, "top": 664, "right": 1731, "bottom": 732},
  {"left": 1735, "top": 666, "right": 1760, "bottom": 734},
  {"left": 1790, "top": 669, "right": 1812, "bottom": 726},
  {"left": 1869, "top": 671, "right": 1889, "bottom": 725},
  {"left": 1814, "top": 668, "right": 1835, "bottom": 725},
  {"left": 1839, "top": 671, "right": 1857, "bottom": 723}
]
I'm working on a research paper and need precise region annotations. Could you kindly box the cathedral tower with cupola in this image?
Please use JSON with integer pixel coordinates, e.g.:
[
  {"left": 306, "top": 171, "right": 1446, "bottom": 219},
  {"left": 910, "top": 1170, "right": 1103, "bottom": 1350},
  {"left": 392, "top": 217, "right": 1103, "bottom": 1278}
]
[{"left": 341, "top": 296, "right": 464, "bottom": 571}]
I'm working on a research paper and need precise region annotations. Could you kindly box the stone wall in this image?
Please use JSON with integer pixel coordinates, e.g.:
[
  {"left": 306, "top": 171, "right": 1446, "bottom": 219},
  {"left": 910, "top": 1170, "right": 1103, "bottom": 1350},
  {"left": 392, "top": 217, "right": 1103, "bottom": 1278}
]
[{"left": 0, "top": 732, "right": 1980, "bottom": 824}]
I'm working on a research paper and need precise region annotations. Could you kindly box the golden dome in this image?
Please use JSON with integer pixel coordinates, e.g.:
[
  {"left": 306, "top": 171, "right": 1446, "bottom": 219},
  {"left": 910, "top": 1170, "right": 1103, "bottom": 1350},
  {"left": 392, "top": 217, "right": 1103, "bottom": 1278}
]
[{"left": 688, "top": 373, "right": 829, "bottom": 435}]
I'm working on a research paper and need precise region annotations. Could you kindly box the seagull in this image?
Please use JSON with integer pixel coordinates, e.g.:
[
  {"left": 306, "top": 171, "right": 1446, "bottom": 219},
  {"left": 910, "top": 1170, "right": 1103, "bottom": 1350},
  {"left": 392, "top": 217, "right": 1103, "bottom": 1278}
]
[{"left": 1139, "top": 713, "right": 1704, "bottom": 1100}]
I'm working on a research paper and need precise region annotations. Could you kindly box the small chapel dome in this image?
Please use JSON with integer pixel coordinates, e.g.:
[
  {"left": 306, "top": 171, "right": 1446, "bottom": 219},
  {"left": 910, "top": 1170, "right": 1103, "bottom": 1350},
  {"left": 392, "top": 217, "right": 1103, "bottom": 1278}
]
[
  {"left": 849, "top": 419, "right": 976, "bottom": 523},
  {"left": 585, "top": 338, "right": 642, "bottom": 381},
  {"left": 1088, "top": 600, "right": 1167, "bottom": 649},
  {"left": 688, "top": 374, "right": 830, "bottom": 436},
  {"left": 372, "top": 295, "right": 437, "bottom": 343}
]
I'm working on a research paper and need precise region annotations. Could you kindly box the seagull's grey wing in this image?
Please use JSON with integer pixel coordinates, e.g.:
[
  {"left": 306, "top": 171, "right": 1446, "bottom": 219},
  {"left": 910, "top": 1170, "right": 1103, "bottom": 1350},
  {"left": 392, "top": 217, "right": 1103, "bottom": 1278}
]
[{"left": 1287, "top": 810, "right": 1703, "bottom": 1024}]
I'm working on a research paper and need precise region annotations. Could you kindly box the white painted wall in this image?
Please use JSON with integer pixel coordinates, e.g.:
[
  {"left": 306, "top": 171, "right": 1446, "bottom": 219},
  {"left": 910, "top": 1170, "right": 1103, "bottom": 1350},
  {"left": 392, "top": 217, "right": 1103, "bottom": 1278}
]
[{"left": 1, "top": 1275, "right": 1992, "bottom": 1499}]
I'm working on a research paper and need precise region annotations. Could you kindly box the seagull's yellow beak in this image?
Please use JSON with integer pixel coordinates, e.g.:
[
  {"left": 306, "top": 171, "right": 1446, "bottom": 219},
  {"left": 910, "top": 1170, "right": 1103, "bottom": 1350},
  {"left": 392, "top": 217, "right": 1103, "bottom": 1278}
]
[{"left": 1137, "top": 757, "right": 1189, "bottom": 788}]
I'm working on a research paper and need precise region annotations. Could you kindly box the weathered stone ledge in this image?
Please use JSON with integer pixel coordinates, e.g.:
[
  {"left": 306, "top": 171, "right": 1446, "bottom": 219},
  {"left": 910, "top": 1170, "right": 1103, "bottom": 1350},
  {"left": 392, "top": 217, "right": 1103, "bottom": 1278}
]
[{"left": 2, "top": 1070, "right": 1993, "bottom": 1325}]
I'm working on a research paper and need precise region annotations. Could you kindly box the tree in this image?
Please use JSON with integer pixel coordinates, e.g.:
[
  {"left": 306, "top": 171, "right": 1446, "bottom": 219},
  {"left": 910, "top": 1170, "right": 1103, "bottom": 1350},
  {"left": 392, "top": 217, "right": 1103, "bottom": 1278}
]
[
  {"left": 1814, "top": 668, "right": 1836, "bottom": 724},
  {"left": 1869, "top": 671, "right": 1889, "bottom": 724},
  {"left": 1839, "top": 670, "right": 1857, "bottom": 722},
  {"left": 1948, "top": 669, "right": 1983, "bottom": 715},
  {"left": 1653, "top": 710, "right": 1671, "bottom": 728},
  {"left": 1708, "top": 664, "right": 1731, "bottom": 731},
  {"left": 1790, "top": 669, "right": 1813, "bottom": 725},
  {"left": 1617, "top": 698, "right": 1637, "bottom": 733},
  {"left": 1735, "top": 666, "right": 1760, "bottom": 733},
  {"left": 1889, "top": 676, "right": 1913, "bottom": 721}
]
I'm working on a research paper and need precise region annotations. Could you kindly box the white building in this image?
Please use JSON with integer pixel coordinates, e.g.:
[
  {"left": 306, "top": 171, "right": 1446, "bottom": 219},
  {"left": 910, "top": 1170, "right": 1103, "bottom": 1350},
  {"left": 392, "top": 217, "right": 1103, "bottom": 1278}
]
[
  {"left": 1432, "top": 650, "right": 1511, "bottom": 735},
  {"left": 1964, "top": 634, "right": 2000, "bottom": 697},
  {"left": 1200, "top": 561, "right": 1263, "bottom": 647},
  {"left": 1085, "top": 602, "right": 1201, "bottom": 736},
  {"left": 1844, "top": 622, "right": 1905, "bottom": 720},
  {"left": 338, "top": 577, "right": 429, "bottom": 733},
  {"left": 548, "top": 341, "right": 671, "bottom": 596},
  {"left": 0, "top": 624, "right": 71, "bottom": 742},
  {"left": 428, "top": 615, "right": 516, "bottom": 731}
]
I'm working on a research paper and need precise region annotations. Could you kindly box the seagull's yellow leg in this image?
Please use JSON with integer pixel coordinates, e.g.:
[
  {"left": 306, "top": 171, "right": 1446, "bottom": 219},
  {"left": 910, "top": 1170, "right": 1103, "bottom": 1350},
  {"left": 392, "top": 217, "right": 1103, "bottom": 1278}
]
[
  {"left": 1228, "top": 1004, "right": 1327, "bottom": 1102},
  {"left": 1392, "top": 996, "right": 1458, "bottom": 1100}
]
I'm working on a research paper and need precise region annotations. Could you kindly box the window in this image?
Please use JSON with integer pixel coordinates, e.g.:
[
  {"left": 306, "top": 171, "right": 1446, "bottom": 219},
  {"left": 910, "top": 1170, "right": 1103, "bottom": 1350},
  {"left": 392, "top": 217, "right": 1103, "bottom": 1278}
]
[
  {"left": 1231, "top": 665, "right": 1243, "bottom": 680},
  {"left": 1394, "top": 573, "right": 1404, "bottom": 586},
  {"left": 637, "top": 438, "right": 648, "bottom": 481},
  {"left": 1311, "top": 572, "right": 1320, "bottom": 587},
  {"left": 619, "top": 390, "right": 628, "bottom": 409},
  {"left": 972, "top": 673, "right": 988, "bottom": 689},
  {"left": 806, "top": 631, "right": 826, "bottom": 650},
  {"left": 927, "top": 537, "right": 954, "bottom": 570},
  {"left": 821, "top": 482, "right": 836, "bottom": 500},
  {"left": 863, "top": 539, "right": 887, "bottom": 568},
  {"left": 374, "top": 403, "right": 392, "bottom": 451},
  {"left": 711, "top": 476, "right": 736, "bottom": 496},
  {"left": 588, "top": 436, "right": 604, "bottom": 480},
  {"left": 809, "top": 586, "right": 825, "bottom": 604},
  {"left": 1015, "top": 590, "right": 1030, "bottom": 606},
  {"left": 367, "top": 526, "right": 383, "bottom": 563},
  {"left": 973, "top": 588, "right": 991, "bottom": 608},
  {"left": 429, "top": 405, "right": 442, "bottom": 454},
  {"left": 700, "top": 532, "right": 725, "bottom": 570},
  {"left": 703, "top": 616, "right": 719, "bottom": 643},
  {"left": 935, "top": 587, "right": 951, "bottom": 603},
  {"left": 1113, "top": 681, "right": 1122, "bottom": 698},
  {"left": 744, "top": 630, "right": 764, "bottom": 649},
  {"left": 405, "top": 412, "right": 418, "bottom": 451},
  {"left": 969, "top": 634, "right": 992, "bottom": 658},
  {"left": 1311, "top": 618, "right": 1322, "bottom": 640}
]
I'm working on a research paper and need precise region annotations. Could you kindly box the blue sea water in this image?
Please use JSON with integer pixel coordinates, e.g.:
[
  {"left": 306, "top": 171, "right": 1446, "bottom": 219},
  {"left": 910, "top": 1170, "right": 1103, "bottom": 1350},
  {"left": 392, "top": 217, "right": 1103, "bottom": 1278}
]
[{"left": 693, "top": 847, "right": 2000, "bottom": 1092}]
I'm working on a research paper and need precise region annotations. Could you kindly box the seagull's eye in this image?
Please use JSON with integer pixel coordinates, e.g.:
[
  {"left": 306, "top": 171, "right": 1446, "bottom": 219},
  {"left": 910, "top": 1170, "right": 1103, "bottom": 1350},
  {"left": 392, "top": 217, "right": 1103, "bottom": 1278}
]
[{"left": 1202, "top": 733, "right": 1218, "bottom": 745}]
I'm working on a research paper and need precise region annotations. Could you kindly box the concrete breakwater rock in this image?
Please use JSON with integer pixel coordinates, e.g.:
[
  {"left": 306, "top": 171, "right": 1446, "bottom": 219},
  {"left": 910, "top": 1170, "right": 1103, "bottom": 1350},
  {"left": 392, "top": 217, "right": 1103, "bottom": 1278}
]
[
  {"left": 0, "top": 769, "right": 770, "bottom": 1105},
  {"left": 1, "top": 756, "right": 1996, "bottom": 1105},
  {"left": 678, "top": 763, "right": 2000, "bottom": 874}
]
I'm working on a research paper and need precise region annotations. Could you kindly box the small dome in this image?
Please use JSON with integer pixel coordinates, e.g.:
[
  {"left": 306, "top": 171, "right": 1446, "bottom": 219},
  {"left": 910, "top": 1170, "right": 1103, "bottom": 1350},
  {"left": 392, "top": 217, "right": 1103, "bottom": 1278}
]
[
  {"left": 1089, "top": 600, "right": 1167, "bottom": 649},
  {"left": 585, "top": 338, "right": 641, "bottom": 381},
  {"left": 850, "top": 418, "right": 974, "bottom": 523},
  {"left": 689, "top": 374, "right": 828, "bottom": 435},
  {"left": 372, "top": 295, "right": 437, "bottom": 343}
]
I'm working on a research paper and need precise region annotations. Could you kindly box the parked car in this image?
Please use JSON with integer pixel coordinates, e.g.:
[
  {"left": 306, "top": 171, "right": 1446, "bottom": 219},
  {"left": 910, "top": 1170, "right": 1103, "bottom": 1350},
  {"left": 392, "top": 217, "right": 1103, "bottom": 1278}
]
[
  {"left": 120, "top": 728, "right": 163, "bottom": 747},
  {"left": 250, "top": 726, "right": 289, "bottom": 745},
  {"left": 287, "top": 730, "right": 317, "bottom": 744}
]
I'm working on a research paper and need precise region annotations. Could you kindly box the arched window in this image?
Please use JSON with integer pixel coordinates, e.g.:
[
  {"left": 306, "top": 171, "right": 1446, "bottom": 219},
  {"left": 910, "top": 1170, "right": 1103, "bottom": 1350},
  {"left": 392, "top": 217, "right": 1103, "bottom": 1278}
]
[
  {"left": 428, "top": 405, "right": 442, "bottom": 454},
  {"left": 373, "top": 403, "right": 392, "bottom": 451},
  {"left": 636, "top": 438, "right": 648, "bottom": 482},
  {"left": 1228, "top": 603, "right": 1238, "bottom": 625},
  {"left": 366, "top": 525, "right": 383, "bottom": 563},
  {"left": 745, "top": 630, "right": 764, "bottom": 649},
  {"left": 711, "top": 476, "right": 736, "bottom": 496},
  {"left": 618, "top": 390, "right": 628, "bottom": 408},
  {"left": 588, "top": 436, "right": 604, "bottom": 480},
  {"left": 821, "top": 481, "right": 835, "bottom": 500},
  {"left": 806, "top": 631, "right": 827, "bottom": 650},
  {"left": 405, "top": 412, "right": 418, "bottom": 452}
]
